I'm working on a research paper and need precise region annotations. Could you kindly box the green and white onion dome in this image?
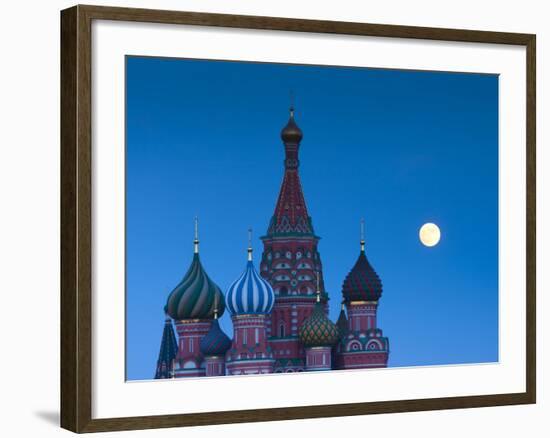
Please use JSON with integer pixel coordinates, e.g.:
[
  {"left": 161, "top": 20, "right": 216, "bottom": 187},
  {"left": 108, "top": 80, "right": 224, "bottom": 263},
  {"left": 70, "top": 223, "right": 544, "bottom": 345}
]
[
  {"left": 165, "top": 220, "right": 225, "bottom": 320},
  {"left": 165, "top": 252, "right": 225, "bottom": 320}
]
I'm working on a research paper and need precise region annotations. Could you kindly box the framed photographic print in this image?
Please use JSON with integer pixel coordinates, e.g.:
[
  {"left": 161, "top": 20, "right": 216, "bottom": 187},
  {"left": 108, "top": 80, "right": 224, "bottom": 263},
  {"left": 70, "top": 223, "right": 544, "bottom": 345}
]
[{"left": 60, "top": 4, "right": 536, "bottom": 433}]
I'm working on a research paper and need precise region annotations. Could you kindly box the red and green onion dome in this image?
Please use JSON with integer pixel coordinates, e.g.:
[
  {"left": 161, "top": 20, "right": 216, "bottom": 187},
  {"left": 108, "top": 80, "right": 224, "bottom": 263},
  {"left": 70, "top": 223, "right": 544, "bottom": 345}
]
[
  {"left": 299, "top": 298, "right": 340, "bottom": 347},
  {"left": 342, "top": 245, "right": 382, "bottom": 303},
  {"left": 200, "top": 317, "right": 232, "bottom": 357},
  {"left": 165, "top": 253, "right": 225, "bottom": 320}
]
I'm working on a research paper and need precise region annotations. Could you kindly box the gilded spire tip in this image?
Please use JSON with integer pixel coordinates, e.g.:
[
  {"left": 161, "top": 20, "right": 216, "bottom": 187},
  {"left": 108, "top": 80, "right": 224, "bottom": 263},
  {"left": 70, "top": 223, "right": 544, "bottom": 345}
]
[
  {"left": 247, "top": 228, "right": 253, "bottom": 261},
  {"left": 360, "top": 218, "right": 365, "bottom": 252},
  {"left": 194, "top": 216, "right": 199, "bottom": 254}
]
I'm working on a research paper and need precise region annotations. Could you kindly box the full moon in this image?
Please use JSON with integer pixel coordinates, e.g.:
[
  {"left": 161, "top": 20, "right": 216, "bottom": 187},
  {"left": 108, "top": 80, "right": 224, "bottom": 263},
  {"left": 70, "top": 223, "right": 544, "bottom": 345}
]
[{"left": 419, "top": 223, "right": 441, "bottom": 247}]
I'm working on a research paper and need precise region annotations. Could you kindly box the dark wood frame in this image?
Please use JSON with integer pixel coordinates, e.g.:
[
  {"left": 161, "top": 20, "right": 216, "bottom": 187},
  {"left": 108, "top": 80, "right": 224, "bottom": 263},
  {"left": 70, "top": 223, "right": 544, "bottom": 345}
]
[{"left": 61, "top": 4, "right": 536, "bottom": 433}]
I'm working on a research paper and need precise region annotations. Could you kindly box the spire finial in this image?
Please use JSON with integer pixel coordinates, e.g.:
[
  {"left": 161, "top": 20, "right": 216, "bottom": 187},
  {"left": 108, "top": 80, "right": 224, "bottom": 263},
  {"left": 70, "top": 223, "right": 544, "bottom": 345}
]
[
  {"left": 213, "top": 294, "right": 219, "bottom": 320},
  {"left": 247, "top": 228, "right": 253, "bottom": 261},
  {"left": 341, "top": 299, "right": 346, "bottom": 311},
  {"left": 290, "top": 90, "right": 295, "bottom": 114},
  {"left": 281, "top": 95, "right": 303, "bottom": 147},
  {"left": 194, "top": 216, "right": 199, "bottom": 254},
  {"left": 316, "top": 271, "right": 321, "bottom": 303},
  {"left": 360, "top": 218, "right": 365, "bottom": 252}
]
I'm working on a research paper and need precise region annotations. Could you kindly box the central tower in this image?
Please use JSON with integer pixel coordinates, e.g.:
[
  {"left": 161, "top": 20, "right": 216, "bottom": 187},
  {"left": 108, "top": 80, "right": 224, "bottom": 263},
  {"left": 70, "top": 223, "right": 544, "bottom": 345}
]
[{"left": 260, "top": 106, "right": 328, "bottom": 372}]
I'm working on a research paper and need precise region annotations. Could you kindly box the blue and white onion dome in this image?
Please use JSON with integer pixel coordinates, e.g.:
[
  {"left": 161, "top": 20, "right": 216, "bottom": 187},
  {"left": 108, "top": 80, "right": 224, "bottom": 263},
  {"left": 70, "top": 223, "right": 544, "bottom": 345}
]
[{"left": 226, "top": 230, "right": 275, "bottom": 316}]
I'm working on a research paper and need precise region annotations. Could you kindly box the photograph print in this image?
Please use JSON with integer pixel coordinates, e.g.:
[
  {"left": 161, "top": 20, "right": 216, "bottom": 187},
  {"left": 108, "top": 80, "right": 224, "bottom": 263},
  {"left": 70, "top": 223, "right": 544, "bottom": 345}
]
[{"left": 125, "top": 56, "right": 498, "bottom": 381}]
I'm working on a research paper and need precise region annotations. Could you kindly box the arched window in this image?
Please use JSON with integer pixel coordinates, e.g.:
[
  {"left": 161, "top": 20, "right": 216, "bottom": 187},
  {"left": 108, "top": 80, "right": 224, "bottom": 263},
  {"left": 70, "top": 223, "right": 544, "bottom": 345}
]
[
  {"left": 183, "top": 360, "right": 195, "bottom": 369},
  {"left": 367, "top": 340, "right": 382, "bottom": 350},
  {"left": 279, "top": 323, "right": 285, "bottom": 338}
]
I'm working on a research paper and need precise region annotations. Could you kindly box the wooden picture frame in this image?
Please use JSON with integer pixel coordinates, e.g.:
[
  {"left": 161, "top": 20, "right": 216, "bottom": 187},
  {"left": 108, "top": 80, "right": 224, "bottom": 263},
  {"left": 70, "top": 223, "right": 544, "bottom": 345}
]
[{"left": 60, "top": 4, "right": 536, "bottom": 433}]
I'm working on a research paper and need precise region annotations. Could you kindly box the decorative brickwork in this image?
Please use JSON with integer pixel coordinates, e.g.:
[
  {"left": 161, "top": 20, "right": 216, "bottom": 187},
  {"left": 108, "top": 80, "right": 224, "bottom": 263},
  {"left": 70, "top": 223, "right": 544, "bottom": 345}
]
[{"left": 155, "top": 107, "right": 390, "bottom": 378}]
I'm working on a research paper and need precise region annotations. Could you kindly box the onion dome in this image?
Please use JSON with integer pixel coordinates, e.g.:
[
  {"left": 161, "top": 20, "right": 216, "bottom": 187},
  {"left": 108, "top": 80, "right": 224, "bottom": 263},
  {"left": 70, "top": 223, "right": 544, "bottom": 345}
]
[
  {"left": 336, "top": 302, "right": 349, "bottom": 337},
  {"left": 226, "top": 230, "right": 275, "bottom": 316},
  {"left": 342, "top": 219, "right": 382, "bottom": 303},
  {"left": 299, "top": 279, "right": 340, "bottom": 347},
  {"left": 299, "top": 297, "right": 340, "bottom": 347},
  {"left": 165, "top": 218, "right": 225, "bottom": 320},
  {"left": 200, "top": 313, "right": 232, "bottom": 357},
  {"left": 281, "top": 106, "right": 303, "bottom": 144}
]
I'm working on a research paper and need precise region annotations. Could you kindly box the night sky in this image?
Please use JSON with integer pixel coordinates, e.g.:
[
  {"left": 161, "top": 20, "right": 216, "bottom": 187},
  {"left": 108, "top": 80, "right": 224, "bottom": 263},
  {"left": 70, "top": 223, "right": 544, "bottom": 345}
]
[{"left": 125, "top": 56, "right": 499, "bottom": 381}]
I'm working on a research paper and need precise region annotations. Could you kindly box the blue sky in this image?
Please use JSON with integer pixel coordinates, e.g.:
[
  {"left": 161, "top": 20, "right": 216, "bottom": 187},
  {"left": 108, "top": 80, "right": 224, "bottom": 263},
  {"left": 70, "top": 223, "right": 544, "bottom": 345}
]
[{"left": 126, "top": 56, "right": 499, "bottom": 381}]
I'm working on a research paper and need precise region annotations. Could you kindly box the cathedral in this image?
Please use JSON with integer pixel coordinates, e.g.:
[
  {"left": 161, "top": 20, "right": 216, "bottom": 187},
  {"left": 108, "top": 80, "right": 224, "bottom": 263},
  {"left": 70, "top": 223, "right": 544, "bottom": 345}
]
[{"left": 154, "top": 107, "right": 390, "bottom": 378}]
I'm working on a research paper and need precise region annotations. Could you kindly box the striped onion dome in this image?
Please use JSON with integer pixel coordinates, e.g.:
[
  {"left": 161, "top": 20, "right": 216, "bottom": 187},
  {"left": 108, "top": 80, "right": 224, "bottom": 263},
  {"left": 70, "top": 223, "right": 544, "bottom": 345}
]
[
  {"left": 165, "top": 221, "right": 225, "bottom": 320},
  {"left": 200, "top": 318, "right": 232, "bottom": 357},
  {"left": 299, "top": 298, "right": 340, "bottom": 347},
  {"left": 342, "top": 225, "right": 382, "bottom": 303},
  {"left": 226, "top": 237, "right": 275, "bottom": 316},
  {"left": 165, "top": 253, "right": 225, "bottom": 320}
]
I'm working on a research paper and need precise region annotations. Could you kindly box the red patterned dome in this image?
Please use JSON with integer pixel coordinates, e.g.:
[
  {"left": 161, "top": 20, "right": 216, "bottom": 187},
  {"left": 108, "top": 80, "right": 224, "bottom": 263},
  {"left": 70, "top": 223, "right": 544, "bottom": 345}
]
[{"left": 342, "top": 242, "right": 382, "bottom": 303}]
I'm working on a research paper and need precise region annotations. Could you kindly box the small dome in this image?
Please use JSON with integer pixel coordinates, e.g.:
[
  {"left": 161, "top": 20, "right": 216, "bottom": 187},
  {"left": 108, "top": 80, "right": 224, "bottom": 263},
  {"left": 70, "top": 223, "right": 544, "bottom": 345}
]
[
  {"left": 226, "top": 260, "right": 275, "bottom": 316},
  {"left": 281, "top": 107, "right": 303, "bottom": 144},
  {"left": 165, "top": 253, "right": 225, "bottom": 320},
  {"left": 200, "top": 318, "right": 232, "bottom": 357},
  {"left": 299, "top": 301, "right": 340, "bottom": 347},
  {"left": 342, "top": 249, "right": 382, "bottom": 302}
]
